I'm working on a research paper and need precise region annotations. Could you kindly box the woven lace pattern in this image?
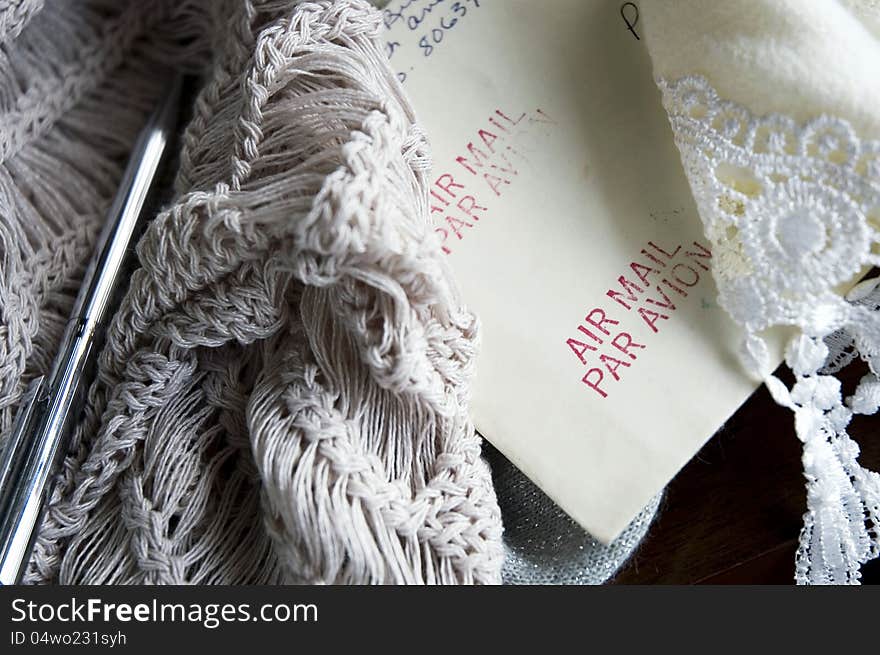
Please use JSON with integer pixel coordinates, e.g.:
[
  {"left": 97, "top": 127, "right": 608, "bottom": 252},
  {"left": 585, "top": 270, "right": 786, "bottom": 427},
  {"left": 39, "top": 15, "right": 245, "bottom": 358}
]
[{"left": 658, "top": 75, "right": 880, "bottom": 584}]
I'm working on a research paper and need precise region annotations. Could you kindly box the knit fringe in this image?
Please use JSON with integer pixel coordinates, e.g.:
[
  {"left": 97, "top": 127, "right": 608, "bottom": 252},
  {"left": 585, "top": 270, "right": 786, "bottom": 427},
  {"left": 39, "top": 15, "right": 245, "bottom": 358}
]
[
  {"left": 19, "top": 0, "right": 503, "bottom": 584},
  {"left": 0, "top": 0, "right": 172, "bottom": 437}
]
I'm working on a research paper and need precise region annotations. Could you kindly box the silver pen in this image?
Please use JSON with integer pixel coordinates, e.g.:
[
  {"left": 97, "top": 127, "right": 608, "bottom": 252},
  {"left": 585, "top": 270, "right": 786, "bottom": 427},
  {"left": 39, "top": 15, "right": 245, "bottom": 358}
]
[{"left": 0, "top": 76, "right": 182, "bottom": 585}]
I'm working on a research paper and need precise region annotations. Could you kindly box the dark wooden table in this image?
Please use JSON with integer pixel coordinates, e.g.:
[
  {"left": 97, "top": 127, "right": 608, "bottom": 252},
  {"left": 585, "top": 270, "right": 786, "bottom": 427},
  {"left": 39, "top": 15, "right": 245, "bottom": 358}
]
[{"left": 613, "top": 358, "right": 880, "bottom": 584}]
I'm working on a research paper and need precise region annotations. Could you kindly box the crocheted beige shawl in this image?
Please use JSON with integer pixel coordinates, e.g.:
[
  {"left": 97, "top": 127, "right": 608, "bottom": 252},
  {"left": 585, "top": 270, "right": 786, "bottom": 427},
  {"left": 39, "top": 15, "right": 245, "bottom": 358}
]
[{"left": 1, "top": 0, "right": 504, "bottom": 584}]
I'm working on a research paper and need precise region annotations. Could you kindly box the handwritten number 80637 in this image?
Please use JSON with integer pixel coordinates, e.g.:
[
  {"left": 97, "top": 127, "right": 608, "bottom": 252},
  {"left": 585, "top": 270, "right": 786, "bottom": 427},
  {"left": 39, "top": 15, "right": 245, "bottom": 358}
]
[
  {"left": 384, "top": 0, "right": 482, "bottom": 76},
  {"left": 416, "top": 0, "right": 480, "bottom": 57}
]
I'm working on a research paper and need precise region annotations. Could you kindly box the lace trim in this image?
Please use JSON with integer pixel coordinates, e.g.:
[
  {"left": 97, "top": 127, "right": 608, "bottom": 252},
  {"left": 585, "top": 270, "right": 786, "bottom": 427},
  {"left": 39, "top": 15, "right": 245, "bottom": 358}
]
[{"left": 659, "top": 75, "right": 880, "bottom": 584}]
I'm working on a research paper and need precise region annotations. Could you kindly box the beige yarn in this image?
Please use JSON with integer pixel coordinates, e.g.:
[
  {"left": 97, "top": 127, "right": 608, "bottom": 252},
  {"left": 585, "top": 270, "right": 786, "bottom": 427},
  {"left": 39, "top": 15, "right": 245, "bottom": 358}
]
[{"left": 1, "top": 0, "right": 503, "bottom": 584}]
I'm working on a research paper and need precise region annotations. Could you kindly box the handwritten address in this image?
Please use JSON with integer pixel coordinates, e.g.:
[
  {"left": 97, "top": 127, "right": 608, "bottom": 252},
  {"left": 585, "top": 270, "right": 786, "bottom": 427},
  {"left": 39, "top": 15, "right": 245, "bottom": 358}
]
[{"left": 384, "top": 0, "right": 482, "bottom": 82}]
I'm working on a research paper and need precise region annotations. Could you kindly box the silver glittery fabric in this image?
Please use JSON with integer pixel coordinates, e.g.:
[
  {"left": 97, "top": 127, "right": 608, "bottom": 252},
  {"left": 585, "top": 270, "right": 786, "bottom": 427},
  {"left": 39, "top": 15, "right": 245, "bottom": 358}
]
[{"left": 485, "top": 445, "right": 661, "bottom": 585}]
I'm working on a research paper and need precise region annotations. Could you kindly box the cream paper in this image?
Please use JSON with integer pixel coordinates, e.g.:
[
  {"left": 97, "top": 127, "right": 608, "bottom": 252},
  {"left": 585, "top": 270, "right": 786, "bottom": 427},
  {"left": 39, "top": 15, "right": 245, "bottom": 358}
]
[{"left": 383, "top": 0, "right": 780, "bottom": 542}]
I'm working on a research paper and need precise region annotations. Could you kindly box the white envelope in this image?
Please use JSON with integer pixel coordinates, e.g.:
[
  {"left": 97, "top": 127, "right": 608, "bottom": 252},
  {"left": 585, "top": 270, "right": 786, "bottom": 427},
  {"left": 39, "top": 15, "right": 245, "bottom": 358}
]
[{"left": 384, "top": 0, "right": 780, "bottom": 542}]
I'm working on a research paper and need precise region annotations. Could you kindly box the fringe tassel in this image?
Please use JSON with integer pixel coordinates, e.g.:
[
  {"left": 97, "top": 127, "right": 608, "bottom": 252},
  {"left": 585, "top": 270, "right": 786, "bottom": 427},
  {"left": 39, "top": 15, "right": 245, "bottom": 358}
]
[{"left": 22, "top": 0, "right": 502, "bottom": 584}]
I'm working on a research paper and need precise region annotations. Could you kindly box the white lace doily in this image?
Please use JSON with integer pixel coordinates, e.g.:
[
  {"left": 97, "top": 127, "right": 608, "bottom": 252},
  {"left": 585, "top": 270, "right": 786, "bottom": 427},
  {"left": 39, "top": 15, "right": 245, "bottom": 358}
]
[{"left": 659, "top": 75, "right": 880, "bottom": 584}]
